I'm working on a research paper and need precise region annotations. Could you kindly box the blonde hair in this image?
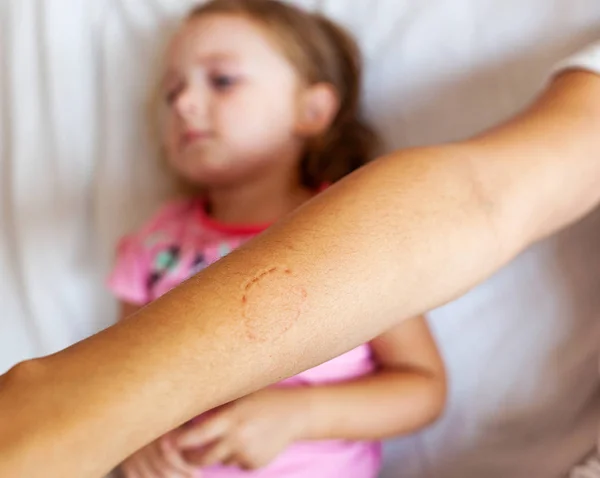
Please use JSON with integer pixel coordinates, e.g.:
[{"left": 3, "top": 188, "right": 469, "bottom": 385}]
[{"left": 186, "top": 0, "right": 378, "bottom": 189}]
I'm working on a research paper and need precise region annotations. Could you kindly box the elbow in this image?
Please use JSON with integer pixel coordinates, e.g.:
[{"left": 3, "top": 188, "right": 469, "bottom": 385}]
[
  {"left": 422, "top": 374, "right": 448, "bottom": 427},
  {"left": 386, "top": 369, "right": 448, "bottom": 438},
  {"left": 412, "top": 368, "right": 448, "bottom": 430}
]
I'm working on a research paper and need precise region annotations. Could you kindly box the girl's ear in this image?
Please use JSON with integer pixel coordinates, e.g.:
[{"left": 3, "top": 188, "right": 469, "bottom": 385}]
[{"left": 295, "top": 83, "right": 339, "bottom": 138}]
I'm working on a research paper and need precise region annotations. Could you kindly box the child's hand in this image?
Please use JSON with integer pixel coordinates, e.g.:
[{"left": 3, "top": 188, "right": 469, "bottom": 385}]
[
  {"left": 121, "top": 434, "right": 198, "bottom": 478},
  {"left": 176, "top": 388, "right": 309, "bottom": 471}
]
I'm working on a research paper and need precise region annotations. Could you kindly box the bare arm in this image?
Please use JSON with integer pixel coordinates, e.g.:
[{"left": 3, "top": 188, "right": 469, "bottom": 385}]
[
  {"left": 176, "top": 315, "right": 445, "bottom": 470},
  {"left": 300, "top": 315, "right": 447, "bottom": 440},
  {"left": 180, "top": 314, "right": 446, "bottom": 460},
  {"left": 1, "top": 71, "right": 600, "bottom": 478},
  {"left": 121, "top": 302, "right": 142, "bottom": 320}
]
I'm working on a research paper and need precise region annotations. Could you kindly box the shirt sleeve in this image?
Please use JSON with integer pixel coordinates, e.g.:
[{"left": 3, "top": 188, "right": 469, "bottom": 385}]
[
  {"left": 107, "top": 233, "right": 151, "bottom": 306},
  {"left": 554, "top": 40, "right": 600, "bottom": 76}
]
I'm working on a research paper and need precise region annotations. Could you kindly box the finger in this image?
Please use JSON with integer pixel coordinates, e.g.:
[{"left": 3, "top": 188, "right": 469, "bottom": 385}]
[
  {"left": 137, "top": 460, "right": 162, "bottom": 478},
  {"left": 136, "top": 448, "right": 165, "bottom": 478},
  {"left": 222, "top": 456, "right": 239, "bottom": 468},
  {"left": 234, "top": 453, "right": 257, "bottom": 472},
  {"left": 120, "top": 462, "right": 140, "bottom": 478},
  {"left": 184, "top": 440, "right": 233, "bottom": 468},
  {"left": 235, "top": 447, "right": 272, "bottom": 472},
  {"left": 124, "top": 456, "right": 157, "bottom": 478},
  {"left": 181, "top": 448, "right": 206, "bottom": 466},
  {"left": 176, "top": 415, "right": 231, "bottom": 449},
  {"left": 159, "top": 436, "right": 196, "bottom": 475},
  {"left": 145, "top": 443, "right": 186, "bottom": 478}
]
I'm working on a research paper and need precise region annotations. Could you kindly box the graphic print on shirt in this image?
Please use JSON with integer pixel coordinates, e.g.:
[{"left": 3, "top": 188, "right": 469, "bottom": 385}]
[
  {"left": 146, "top": 244, "right": 181, "bottom": 291},
  {"left": 190, "top": 252, "right": 206, "bottom": 275},
  {"left": 145, "top": 240, "right": 237, "bottom": 297}
]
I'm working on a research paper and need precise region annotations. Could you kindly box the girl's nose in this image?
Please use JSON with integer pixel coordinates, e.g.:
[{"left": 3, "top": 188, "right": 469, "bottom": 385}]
[{"left": 174, "top": 85, "right": 206, "bottom": 119}]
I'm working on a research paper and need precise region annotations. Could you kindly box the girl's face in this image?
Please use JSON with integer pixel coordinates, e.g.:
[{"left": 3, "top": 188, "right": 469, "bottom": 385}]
[{"left": 162, "top": 13, "right": 305, "bottom": 187}]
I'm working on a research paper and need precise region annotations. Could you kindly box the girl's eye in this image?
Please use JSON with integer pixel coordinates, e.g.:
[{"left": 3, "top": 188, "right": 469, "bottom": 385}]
[{"left": 210, "top": 74, "right": 238, "bottom": 91}]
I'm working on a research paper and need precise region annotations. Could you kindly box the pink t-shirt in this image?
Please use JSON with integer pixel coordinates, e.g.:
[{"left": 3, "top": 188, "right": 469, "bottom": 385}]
[{"left": 108, "top": 198, "right": 381, "bottom": 478}]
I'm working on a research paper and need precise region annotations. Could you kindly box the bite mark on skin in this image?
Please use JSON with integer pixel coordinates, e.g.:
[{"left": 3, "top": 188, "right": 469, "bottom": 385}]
[{"left": 241, "top": 266, "right": 307, "bottom": 342}]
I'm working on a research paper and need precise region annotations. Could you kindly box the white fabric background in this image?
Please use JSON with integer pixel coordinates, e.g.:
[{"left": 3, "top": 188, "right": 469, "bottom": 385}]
[{"left": 1, "top": 0, "right": 600, "bottom": 477}]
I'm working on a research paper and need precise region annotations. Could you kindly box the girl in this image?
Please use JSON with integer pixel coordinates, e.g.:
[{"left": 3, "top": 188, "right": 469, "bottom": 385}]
[{"left": 108, "top": 1, "right": 447, "bottom": 477}]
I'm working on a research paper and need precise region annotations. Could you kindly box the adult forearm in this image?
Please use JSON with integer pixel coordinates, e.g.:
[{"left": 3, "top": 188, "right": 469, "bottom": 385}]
[
  {"left": 0, "top": 144, "right": 510, "bottom": 478},
  {"left": 1, "top": 71, "right": 600, "bottom": 478}
]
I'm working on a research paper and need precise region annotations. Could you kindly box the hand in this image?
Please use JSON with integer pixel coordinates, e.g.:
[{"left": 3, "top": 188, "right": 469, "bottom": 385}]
[
  {"left": 175, "top": 388, "right": 310, "bottom": 471},
  {"left": 120, "top": 433, "right": 198, "bottom": 478}
]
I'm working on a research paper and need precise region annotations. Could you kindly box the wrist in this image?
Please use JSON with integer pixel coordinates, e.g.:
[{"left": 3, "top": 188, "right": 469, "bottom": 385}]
[{"left": 286, "top": 387, "right": 322, "bottom": 441}]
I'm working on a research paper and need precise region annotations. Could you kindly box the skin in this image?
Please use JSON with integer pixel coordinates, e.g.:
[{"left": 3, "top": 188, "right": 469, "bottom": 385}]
[
  {"left": 120, "top": 304, "right": 444, "bottom": 477},
  {"left": 240, "top": 266, "right": 308, "bottom": 341},
  {"left": 119, "top": 13, "right": 446, "bottom": 477},
  {"left": 162, "top": 14, "right": 322, "bottom": 225},
  {"left": 0, "top": 36, "right": 599, "bottom": 478}
]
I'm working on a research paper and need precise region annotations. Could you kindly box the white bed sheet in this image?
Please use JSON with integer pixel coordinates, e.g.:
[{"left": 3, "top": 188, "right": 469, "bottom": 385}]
[{"left": 2, "top": 0, "right": 600, "bottom": 477}]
